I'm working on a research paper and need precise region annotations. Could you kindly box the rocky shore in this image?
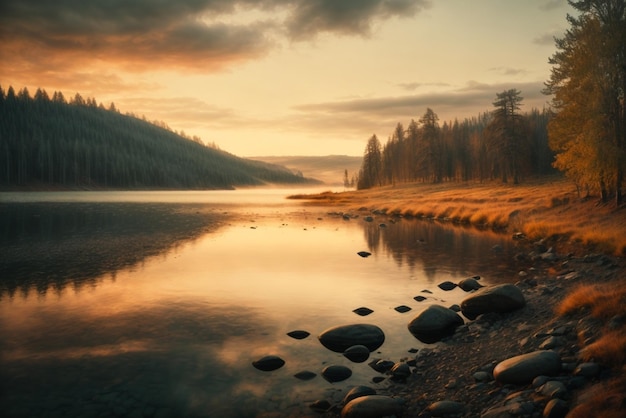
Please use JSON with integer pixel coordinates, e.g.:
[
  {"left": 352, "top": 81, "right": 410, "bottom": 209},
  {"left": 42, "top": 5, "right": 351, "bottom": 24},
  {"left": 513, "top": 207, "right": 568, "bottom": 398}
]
[{"left": 310, "top": 234, "right": 625, "bottom": 418}]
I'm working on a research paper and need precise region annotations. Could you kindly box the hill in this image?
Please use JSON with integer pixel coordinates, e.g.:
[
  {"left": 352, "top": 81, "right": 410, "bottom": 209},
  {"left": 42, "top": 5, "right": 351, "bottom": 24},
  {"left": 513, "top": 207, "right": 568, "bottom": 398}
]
[
  {"left": 250, "top": 155, "right": 362, "bottom": 186},
  {"left": 0, "top": 86, "right": 319, "bottom": 190}
]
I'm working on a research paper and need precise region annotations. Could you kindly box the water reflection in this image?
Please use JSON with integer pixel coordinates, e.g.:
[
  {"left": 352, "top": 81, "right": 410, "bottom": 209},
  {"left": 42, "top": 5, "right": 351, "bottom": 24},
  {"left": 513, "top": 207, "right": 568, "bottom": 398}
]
[
  {"left": 363, "top": 217, "right": 520, "bottom": 282},
  {"left": 0, "top": 202, "right": 225, "bottom": 298},
  {"left": 0, "top": 193, "right": 526, "bottom": 417}
]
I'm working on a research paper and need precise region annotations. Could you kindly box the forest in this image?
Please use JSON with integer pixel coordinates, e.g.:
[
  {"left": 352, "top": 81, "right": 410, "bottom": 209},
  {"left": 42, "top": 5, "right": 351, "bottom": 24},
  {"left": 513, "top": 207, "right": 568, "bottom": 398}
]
[
  {"left": 357, "top": 0, "right": 626, "bottom": 206},
  {"left": 356, "top": 91, "right": 553, "bottom": 190},
  {"left": 0, "top": 86, "right": 318, "bottom": 190}
]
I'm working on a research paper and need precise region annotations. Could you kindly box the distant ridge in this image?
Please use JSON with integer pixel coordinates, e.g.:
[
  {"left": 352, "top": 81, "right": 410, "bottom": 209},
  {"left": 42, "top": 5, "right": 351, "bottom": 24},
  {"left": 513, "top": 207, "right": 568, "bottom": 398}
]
[
  {"left": 251, "top": 155, "right": 362, "bottom": 185},
  {"left": 0, "top": 86, "right": 320, "bottom": 190}
]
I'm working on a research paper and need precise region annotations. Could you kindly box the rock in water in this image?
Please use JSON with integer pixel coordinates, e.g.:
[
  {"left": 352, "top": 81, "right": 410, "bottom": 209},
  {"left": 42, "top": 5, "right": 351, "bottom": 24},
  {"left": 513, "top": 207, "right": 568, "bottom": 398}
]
[
  {"left": 294, "top": 371, "right": 317, "bottom": 380},
  {"left": 438, "top": 281, "right": 458, "bottom": 291},
  {"left": 341, "top": 395, "right": 403, "bottom": 418},
  {"left": 287, "top": 330, "right": 310, "bottom": 339},
  {"left": 407, "top": 305, "right": 464, "bottom": 344},
  {"left": 343, "top": 386, "right": 376, "bottom": 405},
  {"left": 252, "top": 355, "right": 285, "bottom": 371},
  {"left": 352, "top": 307, "right": 374, "bottom": 316},
  {"left": 460, "top": 283, "right": 526, "bottom": 319},
  {"left": 319, "top": 324, "right": 385, "bottom": 352},
  {"left": 357, "top": 251, "right": 372, "bottom": 258},
  {"left": 493, "top": 350, "right": 561, "bottom": 384},
  {"left": 343, "top": 345, "right": 370, "bottom": 363},
  {"left": 457, "top": 277, "right": 484, "bottom": 291},
  {"left": 322, "top": 365, "right": 352, "bottom": 383},
  {"left": 394, "top": 305, "right": 412, "bottom": 313}
]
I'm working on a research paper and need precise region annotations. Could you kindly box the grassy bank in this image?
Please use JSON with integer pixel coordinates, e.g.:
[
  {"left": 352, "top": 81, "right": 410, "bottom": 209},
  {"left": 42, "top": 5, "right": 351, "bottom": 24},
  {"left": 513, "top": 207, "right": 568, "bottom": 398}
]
[{"left": 290, "top": 176, "right": 626, "bottom": 255}]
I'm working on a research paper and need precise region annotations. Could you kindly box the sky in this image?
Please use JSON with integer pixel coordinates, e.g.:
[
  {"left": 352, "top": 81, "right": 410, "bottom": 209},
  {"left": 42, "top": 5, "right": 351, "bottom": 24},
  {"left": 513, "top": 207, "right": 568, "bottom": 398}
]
[{"left": 0, "top": 0, "right": 574, "bottom": 157}]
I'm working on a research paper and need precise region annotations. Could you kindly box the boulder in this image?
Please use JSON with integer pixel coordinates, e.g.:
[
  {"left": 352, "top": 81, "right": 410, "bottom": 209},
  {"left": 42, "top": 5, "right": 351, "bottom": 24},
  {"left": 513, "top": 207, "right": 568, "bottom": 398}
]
[
  {"left": 407, "top": 305, "right": 464, "bottom": 344},
  {"left": 319, "top": 324, "right": 385, "bottom": 352},
  {"left": 461, "top": 284, "right": 526, "bottom": 320},
  {"left": 390, "top": 362, "right": 411, "bottom": 380},
  {"left": 341, "top": 395, "right": 403, "bottom": 418},
  {"left": 493, "top": 350, "right": 561, "bottom": 385}
]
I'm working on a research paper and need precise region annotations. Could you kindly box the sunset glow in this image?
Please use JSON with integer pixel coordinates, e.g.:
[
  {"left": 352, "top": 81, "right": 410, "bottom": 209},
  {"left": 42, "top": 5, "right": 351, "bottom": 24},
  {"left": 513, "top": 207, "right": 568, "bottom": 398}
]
[{"left": 0, "top": 0, "right": 572, "bottom": 156}]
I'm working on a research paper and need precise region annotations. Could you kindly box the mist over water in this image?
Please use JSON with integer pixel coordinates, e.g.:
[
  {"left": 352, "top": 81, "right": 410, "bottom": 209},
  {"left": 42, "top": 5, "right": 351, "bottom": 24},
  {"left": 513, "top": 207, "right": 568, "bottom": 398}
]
[{"left": 0, "top": 189, "right": 520, "bottom": 417}]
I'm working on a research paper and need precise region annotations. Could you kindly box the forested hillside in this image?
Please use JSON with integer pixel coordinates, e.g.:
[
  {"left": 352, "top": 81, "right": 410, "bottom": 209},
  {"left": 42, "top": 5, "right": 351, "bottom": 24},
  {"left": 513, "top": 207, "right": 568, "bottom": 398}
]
[{"left": 0, "top": 86, "right": 318, "bottom": 190}]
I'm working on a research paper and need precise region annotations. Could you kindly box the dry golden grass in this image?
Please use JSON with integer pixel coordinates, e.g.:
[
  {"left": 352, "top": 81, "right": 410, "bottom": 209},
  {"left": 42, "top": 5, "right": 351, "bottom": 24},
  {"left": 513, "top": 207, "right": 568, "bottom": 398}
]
[
  {"left": 557, "top": 283, "right": 626, "bottom": 368},
  {"left": 556, "top": 284, "right": 626, "bottom": 320},
  {"left": 581, "top": 331, "right": 626, "bottom": 366},
  {"left": 290, "top": 176, "right": 626, "bottom": 255},
  {"left": 566, "top": 376, "right": 626, "bottom": 418}
]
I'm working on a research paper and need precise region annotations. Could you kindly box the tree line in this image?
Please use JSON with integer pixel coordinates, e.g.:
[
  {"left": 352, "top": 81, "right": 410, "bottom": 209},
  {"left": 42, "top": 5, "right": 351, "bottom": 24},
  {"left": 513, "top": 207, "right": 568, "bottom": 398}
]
[
  {"left": 357, "top": 90, "right": 553, "bottom": 190},
  {"left": 0, "top": 86, "right": 318, "bottom": 189},
  {"left": 357, "top": 0, "right": 626, "bottom": 207}
]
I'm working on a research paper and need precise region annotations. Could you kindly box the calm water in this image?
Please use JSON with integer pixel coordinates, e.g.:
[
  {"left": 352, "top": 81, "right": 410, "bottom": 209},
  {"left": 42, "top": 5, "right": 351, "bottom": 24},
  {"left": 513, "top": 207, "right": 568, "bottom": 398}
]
[{"left": 0, "top": 189, "right": 519, "bottom": 417}]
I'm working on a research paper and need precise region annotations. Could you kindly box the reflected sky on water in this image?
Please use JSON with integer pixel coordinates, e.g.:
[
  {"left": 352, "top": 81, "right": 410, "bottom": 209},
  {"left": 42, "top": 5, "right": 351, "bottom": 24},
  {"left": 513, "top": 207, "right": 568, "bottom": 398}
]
[{"left": 0, "top": 190, "right": 521, "bottom": 417}]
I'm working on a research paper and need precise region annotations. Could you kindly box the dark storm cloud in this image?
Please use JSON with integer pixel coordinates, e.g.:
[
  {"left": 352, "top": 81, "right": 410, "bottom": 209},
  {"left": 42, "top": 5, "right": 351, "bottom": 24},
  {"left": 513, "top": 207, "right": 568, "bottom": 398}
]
[
  {"left": 284, "top": 0, "right": 430, "bottom": 39},
  {"left": 0, "top": 0, "right": 430, "bottom": 72}
]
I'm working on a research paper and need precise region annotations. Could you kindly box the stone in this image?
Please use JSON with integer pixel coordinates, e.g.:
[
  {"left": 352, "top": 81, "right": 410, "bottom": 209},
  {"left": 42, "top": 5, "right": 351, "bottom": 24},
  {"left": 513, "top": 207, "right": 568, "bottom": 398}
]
[
  {"left": 353, "top": 307, "right": 374, "bottom": 316},
  {"left": 414, "top": 295, "right": 427, "bottom": 302},
  {"left": 341, "top": 395, "right": 403, "bottom": 418},
  {"left": 294, "top": 370, "right": 316, "bottom": 380},
  {"left": 458, "top": 277, "right": 484, "bottom": 291},
  {"left": 473, "top": 371, "right": 492, "bottom": 382},
  {"left": 322, "top": 365, "right": 352, "bottom": 383},
  {"left": 364, "top": 216, "right": 374, "bottom": 222},
  {"left": 357, "top": 251, "right": 372, "bottom": 258},
  {"left": 310, "top": 400, "right": 332, "bottom": 413},
  {"left": 343, "top": 386, "right": 376, "bottom": 405},
  {"left": 493, "top": 351, "right": 561, "bottom": 385},
  {"left": 438, "top": 281, "right": 458, "bottom": 291},
  {"left": 394, "top": 305, "right": 412, "bottom": 313},
  {"left": 539, "top": 336, "right": 565, "bottom": 349},
  {"left": 390, "top": 362, "right": 411, "bottom": 380},
  {"left": 481, "top": 402, "right": 522, "bottom": 418},
  {"left": 427, "top": 400, "right": 466, "bottom": 417},
  {"left": 543, "top": 399, "right": 569, "bottom": 418},
  {"left": 538, "top": 381, "right": 567, "bottom": 399},
  {"left": 252, "top": 355, "right": 285, "bottom": 371},
  {"left": 319, "top": 324, "right": 385, "bottom": 352},
  {"left": 343, "top": 345, "right": 370, "bottom": 363},
  {"left": 408, "top": 305, "right": 464, "bottom": 344},
  {"left": 573, "top": 362, "right": 600, "bottom": 378},
  {"left": 461, "top": 284, "right": 526, "bottom": 320},
  {"left": 369, "top": 359, "right": 395, "bottom": 373},
  {"left": 287, "top": 330, "right": 310, "bottom": 340}
]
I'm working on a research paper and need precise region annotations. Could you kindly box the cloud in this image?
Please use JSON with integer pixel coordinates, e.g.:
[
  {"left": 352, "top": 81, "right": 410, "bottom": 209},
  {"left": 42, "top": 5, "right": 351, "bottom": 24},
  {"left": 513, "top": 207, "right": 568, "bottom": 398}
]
[
  {"left": 0, "top": 0, "right": 430, "bottom": 76},
  {"left": 283, "top": 0, "right": 431, "bottom": 39},
  {"left": 396, "top": 81, "right": 450, "bottom": 91},
  {"left": 289, "top": 80, "right": 549, "bottom": 137},
  {"left": 488, "top": 67, "right": 529, "bottom": 76}
]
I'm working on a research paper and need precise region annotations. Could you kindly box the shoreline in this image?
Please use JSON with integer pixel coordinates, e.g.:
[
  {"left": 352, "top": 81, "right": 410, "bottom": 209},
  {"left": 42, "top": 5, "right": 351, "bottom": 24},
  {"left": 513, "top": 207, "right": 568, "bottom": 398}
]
[
  {"left": 285, "top": 181, "right": 626, "bottom": 417},
  {"left": 289, "top": 176, "right": 626, "bottom": 256}
]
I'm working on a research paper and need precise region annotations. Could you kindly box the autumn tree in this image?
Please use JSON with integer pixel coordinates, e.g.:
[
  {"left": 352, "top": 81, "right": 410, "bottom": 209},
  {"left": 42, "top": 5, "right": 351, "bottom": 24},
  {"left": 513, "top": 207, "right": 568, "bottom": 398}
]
[{"left": 545, "top": 0, "right": 626, "bottom": 203}]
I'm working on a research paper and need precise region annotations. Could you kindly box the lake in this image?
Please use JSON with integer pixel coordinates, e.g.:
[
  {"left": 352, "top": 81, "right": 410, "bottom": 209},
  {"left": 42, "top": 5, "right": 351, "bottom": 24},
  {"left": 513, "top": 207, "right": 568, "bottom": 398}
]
[{"left": 0, "top": 189, "right": 520, "bottom": 417}]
